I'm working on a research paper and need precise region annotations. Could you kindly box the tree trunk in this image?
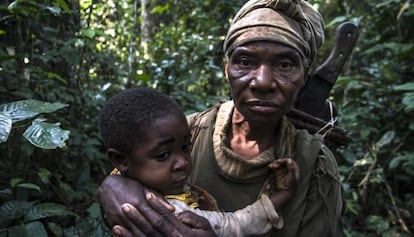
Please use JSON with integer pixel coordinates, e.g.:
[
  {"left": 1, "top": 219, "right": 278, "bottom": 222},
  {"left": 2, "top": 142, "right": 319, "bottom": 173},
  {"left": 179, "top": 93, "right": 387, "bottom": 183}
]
[{"left": 140, "top": 0, "right": 167, "bottom": 59}]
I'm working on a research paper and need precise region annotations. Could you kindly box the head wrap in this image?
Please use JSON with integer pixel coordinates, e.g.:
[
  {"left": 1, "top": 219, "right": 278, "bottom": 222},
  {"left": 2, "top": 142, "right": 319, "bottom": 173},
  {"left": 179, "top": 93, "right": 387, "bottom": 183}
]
[{"left": 223, "top": 0, "right": 324, "bottom": 64}]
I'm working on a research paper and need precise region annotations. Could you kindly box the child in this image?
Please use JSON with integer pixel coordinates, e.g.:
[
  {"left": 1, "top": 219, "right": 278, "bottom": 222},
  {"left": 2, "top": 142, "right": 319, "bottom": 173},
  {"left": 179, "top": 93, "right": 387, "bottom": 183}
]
[{"left": 99, "top": 87, "right": 300, "bottom": 236}]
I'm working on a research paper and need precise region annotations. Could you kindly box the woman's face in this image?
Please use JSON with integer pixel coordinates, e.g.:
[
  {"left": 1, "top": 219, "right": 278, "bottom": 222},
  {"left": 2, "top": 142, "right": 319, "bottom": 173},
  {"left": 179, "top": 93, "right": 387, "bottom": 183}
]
[{"left": 225, "top": 41, "right": 306, "bottom": 124}]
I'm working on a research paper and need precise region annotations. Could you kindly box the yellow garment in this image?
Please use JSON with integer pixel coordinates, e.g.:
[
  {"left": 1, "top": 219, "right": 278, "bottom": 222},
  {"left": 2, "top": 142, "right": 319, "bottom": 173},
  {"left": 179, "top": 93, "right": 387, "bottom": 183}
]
[
  {"left": 110, "top": 168, "right": 121, "bottom": 175},
  {"left": 165, "top": 191, "right": 200, "bottom": 209}
]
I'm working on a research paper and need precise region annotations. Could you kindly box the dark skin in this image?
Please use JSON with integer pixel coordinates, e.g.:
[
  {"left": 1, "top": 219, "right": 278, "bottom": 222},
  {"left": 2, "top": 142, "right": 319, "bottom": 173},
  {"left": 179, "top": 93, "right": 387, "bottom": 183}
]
[
  {"left": 112, "top": 194, "right": 216, "bottom": 237},
  {"left": 103, "top": 158, "right": 299, "bottom": 237},
  {"left": 97, "top": 41, "right": 306, "bottom": 236},
  {"left": 226, "top": 41, "right": 305, "bottom": 159},
  {"left": 99, "top": 175, "right": 216, "bottom": 237}
]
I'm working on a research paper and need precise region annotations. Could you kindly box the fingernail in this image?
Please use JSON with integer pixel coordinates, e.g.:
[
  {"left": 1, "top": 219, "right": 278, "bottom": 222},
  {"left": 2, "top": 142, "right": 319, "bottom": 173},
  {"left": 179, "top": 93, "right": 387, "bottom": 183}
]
[
  {"left": 122, "top": 204, "right": 130, "bottom": 213},
  {"left": 113, "top": 226, "right": 121, "bottom": 235},
  {"left": 146, "top": 192, "right": 154, "bottom": 200}
]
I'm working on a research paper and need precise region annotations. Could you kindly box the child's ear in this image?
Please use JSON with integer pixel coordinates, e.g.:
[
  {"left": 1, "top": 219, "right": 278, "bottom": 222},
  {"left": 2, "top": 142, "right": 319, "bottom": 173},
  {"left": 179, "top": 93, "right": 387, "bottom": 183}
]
[{"left": 107, "top": 148, "right": 128, "bottom": 172}]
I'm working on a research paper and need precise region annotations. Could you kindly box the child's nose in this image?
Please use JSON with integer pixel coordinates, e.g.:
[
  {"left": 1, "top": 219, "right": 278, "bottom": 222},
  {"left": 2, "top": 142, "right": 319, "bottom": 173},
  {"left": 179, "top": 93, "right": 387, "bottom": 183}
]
[{"left": 172, "top": 155, "right": 189, "bottom": 171}]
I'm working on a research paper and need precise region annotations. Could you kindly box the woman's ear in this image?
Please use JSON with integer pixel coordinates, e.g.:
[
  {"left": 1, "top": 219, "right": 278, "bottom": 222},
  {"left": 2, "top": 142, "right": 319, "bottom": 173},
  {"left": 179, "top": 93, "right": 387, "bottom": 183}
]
[
  {"left": 107, "top": 148, "right": 128, "bottom": 172},
  {"left": 224, "top": 66, "right": 229, "bottom": 81},
  {"left": 223, "top": 56, "right": 229, "bottom": 81}
]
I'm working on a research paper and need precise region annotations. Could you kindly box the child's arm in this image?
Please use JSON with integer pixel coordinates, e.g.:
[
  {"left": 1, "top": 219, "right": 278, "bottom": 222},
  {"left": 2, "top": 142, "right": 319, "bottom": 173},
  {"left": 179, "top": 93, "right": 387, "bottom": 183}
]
[
  {"left": 168, "top": 194, "right": 281, "bottom": 237},
  {"left": 167, "top": 158, "right": 300, "bottom": 237}
]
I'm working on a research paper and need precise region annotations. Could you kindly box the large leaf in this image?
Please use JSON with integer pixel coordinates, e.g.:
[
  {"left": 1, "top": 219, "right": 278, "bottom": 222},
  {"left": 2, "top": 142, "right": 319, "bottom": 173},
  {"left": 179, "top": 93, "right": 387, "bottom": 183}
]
[
  {"left": 23, "top": 118, "right": 70, "bottom": 149},
  {"left": 394, "top": 82, "right": 414, "bottom": 91},
  {"left": 401, "top": 92, "right": 414, "bottom": 112},
  {"left": 3, "top": 223, "right": 27, "bottom": 237},
  {"left": 24, "top": 203, "right": 77, "bottom": 222},
  {"left": 0, "top": 112, "right": 12, "bottom": 143},
  {"left": 0, "top": 221, "right": 48, "bottom": 237},
  {"left": 0, "top": 200, "right": 34, "bottom": 224},
  {"left": 375, "top": 130, "right": 395, "bottom": 150},
  {"left": 25, "top": 221, "right": 48, "bottom": 237},
  {"left": 16, "top": 183, "right": 41, "bottom": 193},
  {"left": 0, "top": 188, "right": 12, "bottom": 200},
  {"left": 0, "top": 99, "right": 68, "bottom": 123}
]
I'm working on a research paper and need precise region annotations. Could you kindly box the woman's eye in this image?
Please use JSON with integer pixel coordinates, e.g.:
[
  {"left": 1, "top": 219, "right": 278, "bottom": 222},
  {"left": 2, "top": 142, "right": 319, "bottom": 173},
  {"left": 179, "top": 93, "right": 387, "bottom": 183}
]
[
  {"left": 240, "top": 58, "right": 250, "bottom": 66},
  {"left": 277, "top": 61, "right": 293, "bottom": 71},
  {"left": 235, "top": 57, "right": 254, "bottom": 68},
  {"left": 155, "top": 152, "right": 170, "bottom": 161}
]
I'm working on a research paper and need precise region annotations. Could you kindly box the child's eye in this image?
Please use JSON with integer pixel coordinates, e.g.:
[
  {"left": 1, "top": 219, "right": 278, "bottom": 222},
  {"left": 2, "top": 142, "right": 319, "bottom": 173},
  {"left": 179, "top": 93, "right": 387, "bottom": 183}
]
[
  {"left": 155, "top": 152, "right": 170, "bottom": 161},
  {"left": 182, "top": 142, "right": 192, "bottom": 152}
]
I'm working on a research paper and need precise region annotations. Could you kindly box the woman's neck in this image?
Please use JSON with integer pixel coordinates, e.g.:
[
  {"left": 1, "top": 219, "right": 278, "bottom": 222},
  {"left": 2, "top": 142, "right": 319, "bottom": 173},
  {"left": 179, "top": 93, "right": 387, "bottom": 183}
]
[{"left": 228, "top": 109, "right": 281, "bottom": 159}]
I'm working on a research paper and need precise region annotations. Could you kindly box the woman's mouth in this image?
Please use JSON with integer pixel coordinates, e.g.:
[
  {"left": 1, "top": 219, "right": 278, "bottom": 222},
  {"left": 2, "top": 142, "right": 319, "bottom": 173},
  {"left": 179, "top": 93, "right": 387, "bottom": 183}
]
[{"left": 246, "top": 100, "right": 280, "bottom": 113}]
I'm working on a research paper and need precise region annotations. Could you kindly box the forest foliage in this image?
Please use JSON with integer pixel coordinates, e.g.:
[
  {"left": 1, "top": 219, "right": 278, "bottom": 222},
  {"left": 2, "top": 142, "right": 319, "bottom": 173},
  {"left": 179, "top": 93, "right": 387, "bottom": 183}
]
[{"left": 0, "top": 0, "right": 413, "bottom": 236}]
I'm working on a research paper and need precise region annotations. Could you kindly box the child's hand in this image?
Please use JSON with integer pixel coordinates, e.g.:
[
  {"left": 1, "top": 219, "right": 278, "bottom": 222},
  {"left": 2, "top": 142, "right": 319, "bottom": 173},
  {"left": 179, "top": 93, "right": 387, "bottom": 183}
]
[
  {"left": 268, "top": 158, "right": 300, "bottom": 191},
  {"left": 266, "top": 158, "right": 300, "bottom": 210}
]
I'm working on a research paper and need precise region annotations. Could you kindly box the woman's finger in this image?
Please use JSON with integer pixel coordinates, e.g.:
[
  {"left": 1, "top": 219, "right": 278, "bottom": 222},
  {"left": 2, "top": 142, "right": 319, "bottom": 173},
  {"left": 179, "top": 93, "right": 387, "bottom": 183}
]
[
  {"left": 144, "top": 193, "right": 186, "bottom": 236},
  {"left": 113, "top": 225, "right": 136, "bottom": 237},
  {"left": 121, "top": 203, "right": 164, "bottom": 237}
]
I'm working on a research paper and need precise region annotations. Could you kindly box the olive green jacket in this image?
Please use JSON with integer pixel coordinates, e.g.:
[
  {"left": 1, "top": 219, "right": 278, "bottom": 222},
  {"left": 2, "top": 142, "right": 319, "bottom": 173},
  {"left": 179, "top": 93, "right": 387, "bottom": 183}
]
[{"left": 187, "top": 101, "right": 344, "bottom": 237}]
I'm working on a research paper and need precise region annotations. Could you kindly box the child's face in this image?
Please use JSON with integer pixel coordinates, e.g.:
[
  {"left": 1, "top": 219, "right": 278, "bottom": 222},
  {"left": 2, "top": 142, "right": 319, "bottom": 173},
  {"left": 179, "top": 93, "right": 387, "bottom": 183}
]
[{"left": 126, "top": 111, "right": 192, "bottom": 195}]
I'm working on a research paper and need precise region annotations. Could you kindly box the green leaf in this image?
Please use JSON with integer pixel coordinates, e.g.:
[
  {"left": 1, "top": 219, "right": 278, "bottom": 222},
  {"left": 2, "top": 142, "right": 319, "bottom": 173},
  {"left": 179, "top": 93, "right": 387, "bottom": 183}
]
[
  {"left": 23, "top": 118, "right": 70, "bottom": 149},
  {"left": 10, "top": 178, "right": 23, "bottom": 187},
  {"left": 0, "top": 200, "right": 34, "bottom": 223},
  {"left": 394, "top": 82, "right": 414, "bottom": 91},
  {"left": 389, "top": 156, "right": 404, "bottom": 169},
  {"left": 81, "top": 29, "right": 96, "bottom": 39},
  {"left": 0, "top": 188, "right": 12, "bottom": 200},
  {"left": 0, "top": 99, "right": 68, "bottom": 123},
  {"left": 375, "top": 130, "right": 395, "bottom": 150},
  {"left": 25, "top": 221, "right": 48, "bottom": 237},
  {"left": 16, "top": 183, "right": 41, "bottom": 192},
  {"left": 401, "top": 93, "right": 414, "bottom": 112},
  {"left": 325, "top": 16, "right": 347, "bottom": 28},
  {"left": 410, "top": 120, "right": 414, "bottom": 131},
  {"left": 0, "top": 112, "right": 12, "bottom": 143},
  {"left": 6, "top": 223, "right": 28, "bottom": 237},
  {"left": 366, "top": 215, "right": 389, "bottom": 232},
  {"left": 24, "top": 203, "right": 77, "bottom": 222},
  {"left": 47, "top": 222, "right": 63, "bottom": 237},
  {"left": 45, "top": 6, "right": 61, "bottom": 15},
  {"left": 54, "top": 0, "right": 70, "bottom": 12},
  {"left": 38, "top": 168, "right": 52, "bottom": 184},
  {"left": 86, "top": 202, "right": 101, "bottom": 219}
]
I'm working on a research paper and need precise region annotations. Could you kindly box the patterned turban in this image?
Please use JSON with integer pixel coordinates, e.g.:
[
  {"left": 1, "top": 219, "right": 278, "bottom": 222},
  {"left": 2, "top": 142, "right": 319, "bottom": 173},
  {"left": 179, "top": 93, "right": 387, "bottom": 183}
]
[{"left": 223, "top": 0, "right": 325, "bottom": 64}]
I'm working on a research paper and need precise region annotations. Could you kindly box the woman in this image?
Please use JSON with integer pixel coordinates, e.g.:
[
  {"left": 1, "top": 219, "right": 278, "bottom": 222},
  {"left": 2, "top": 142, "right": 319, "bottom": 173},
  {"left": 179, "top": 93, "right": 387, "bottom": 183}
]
[{"left": 98, "top": 0, "right": 344, "bottom": 236}]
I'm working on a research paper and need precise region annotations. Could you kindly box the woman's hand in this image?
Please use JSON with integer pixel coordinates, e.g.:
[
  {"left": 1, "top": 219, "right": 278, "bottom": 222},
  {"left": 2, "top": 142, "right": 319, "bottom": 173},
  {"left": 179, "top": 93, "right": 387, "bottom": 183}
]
[
  {"left": 97, "top": 175, "right": 169, "bottom": 236},
  {"left": 97, "top": 175, "right": 216, "bottom": 237},
  {"left": 111, "top": 193, "right": 217, "bottom": 237}
]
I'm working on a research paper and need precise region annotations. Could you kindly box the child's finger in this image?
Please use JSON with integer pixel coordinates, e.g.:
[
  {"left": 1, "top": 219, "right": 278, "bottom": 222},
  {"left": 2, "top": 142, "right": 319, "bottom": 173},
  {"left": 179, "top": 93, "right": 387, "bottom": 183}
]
[
  {"left": 268, "top": 162, "right": 281, "bottom": 170},
  {"left": 268, "top": 158, "right": 291, "bottom": 169},
  {"left": 285, "top": 159, "right": 300, "bottom": 180}
]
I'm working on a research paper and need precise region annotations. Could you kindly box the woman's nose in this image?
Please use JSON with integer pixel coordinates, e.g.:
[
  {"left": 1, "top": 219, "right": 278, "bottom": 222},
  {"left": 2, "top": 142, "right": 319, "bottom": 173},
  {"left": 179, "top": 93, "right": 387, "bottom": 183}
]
[{"left": 249, "top": 65, "right": 277, "bottom": 92}]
